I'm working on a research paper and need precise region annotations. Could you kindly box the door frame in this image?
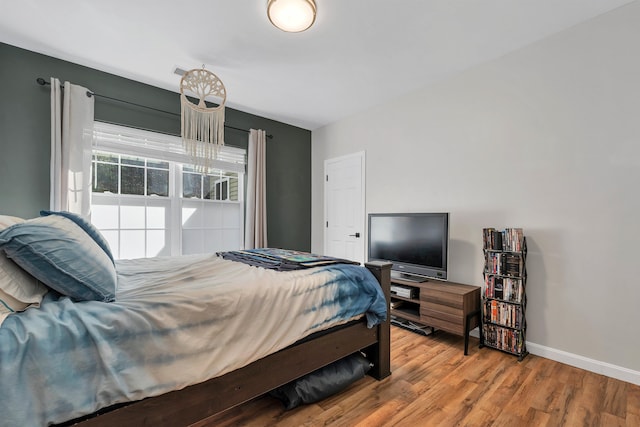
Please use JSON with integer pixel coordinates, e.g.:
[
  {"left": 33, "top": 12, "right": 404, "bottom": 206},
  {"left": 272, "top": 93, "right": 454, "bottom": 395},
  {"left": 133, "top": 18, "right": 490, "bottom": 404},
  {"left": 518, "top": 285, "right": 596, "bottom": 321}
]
[{"left": 323, "top": 151, "right": 366, "bottom": 262}]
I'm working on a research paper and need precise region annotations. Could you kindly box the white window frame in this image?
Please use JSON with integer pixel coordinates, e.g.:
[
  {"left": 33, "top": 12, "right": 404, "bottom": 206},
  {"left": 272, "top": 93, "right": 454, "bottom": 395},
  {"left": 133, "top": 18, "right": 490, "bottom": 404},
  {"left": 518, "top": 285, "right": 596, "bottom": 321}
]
[{"left": 91, "top": 121, "right": 246, "bottom": 258}]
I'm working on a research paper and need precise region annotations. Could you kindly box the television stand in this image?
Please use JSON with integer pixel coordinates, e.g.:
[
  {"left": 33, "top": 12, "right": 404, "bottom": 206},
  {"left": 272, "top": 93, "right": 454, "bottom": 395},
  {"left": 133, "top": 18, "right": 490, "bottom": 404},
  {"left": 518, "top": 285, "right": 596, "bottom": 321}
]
[
  {"left": 391, "top": 271, "right": 428, "bottom": 283},
  {"left": 389, "top": 276, "right": 481, "bottom": 355}
]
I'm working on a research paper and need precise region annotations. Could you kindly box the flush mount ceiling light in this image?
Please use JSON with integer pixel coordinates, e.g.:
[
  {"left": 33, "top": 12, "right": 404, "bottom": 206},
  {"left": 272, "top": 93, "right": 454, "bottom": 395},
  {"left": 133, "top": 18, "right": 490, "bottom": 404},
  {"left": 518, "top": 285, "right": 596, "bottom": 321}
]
[{"left": 267, "top": 0, "right": 317, "bottom": 33}]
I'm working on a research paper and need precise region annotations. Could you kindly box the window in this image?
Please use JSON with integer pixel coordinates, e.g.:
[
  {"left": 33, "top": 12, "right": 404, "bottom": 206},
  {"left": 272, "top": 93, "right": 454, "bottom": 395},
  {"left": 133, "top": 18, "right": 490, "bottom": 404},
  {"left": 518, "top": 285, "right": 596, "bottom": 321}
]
[
  {"left": 93, "top": 152, "right": 170, "bottom": 196},
  {"left": 91, "top": 122, "right": 245, "bottom": 259}
]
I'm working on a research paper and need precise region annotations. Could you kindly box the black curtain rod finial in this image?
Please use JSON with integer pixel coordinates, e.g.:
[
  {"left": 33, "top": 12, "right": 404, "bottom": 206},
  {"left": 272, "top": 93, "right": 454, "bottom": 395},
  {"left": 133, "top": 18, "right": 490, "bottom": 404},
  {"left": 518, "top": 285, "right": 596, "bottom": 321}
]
[{"left": 37, "top": 77, "right": 64, "bottom": 90}]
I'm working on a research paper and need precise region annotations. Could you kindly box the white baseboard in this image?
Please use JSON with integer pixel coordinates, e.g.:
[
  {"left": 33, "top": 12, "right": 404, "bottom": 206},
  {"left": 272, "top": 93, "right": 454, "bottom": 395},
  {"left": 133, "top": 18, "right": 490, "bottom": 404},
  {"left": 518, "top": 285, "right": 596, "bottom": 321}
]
[
  {"left": 468, "top": 329, "right": 640, "bottom": 385},
  {"left": 526, "top": 342, "right": 640, "bottom": 386}
]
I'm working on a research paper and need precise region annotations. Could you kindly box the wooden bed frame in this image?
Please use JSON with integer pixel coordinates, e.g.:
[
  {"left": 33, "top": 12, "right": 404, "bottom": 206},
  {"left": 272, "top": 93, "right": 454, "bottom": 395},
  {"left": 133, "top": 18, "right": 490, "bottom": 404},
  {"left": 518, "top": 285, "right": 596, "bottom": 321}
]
[{"left": 62, "top": 261, "right": 391, "bottom": 427}]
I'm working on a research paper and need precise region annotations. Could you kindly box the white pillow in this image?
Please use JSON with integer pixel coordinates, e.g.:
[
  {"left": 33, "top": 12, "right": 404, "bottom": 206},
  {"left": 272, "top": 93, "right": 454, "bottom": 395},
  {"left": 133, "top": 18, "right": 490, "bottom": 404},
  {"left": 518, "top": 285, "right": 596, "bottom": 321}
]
[
  {"left": 0, "top": 215, "right": 48, "bottom": 324},
  {"left": 0, "top": 215, "right": 24, "bottom": 229}
]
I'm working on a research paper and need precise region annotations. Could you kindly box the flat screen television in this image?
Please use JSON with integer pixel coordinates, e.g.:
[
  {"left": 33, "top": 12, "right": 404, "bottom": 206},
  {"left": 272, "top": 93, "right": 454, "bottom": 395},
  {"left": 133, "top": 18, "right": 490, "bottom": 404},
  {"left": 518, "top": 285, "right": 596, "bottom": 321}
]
[{"left": 368, "top": 212, "right": 449, "bottom": 282}]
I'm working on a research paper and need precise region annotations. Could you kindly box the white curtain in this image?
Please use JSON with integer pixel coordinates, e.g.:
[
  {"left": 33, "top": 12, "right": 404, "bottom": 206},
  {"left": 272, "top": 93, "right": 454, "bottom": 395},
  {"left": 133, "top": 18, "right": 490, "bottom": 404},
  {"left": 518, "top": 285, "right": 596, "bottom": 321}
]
[
  {"left": 244, "top": 129, "right": 267, "bottom": 249},
  {"left": 50, "top": 78, "right": 95, "bottom": 217}
]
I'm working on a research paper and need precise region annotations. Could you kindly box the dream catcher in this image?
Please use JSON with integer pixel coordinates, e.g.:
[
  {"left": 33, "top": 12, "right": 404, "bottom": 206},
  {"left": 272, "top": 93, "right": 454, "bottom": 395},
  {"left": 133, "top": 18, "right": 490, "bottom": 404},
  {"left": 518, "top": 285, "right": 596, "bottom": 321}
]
[{"left": 180, "top": 67, "right": 226, "bottom": 171}]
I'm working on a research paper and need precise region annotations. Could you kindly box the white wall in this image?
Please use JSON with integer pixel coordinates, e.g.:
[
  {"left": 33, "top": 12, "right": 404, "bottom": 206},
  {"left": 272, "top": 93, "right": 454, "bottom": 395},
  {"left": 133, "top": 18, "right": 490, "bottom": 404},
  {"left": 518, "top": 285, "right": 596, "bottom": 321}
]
[{"left": 312, "top": 2, "right": 640, "bottom": 382}]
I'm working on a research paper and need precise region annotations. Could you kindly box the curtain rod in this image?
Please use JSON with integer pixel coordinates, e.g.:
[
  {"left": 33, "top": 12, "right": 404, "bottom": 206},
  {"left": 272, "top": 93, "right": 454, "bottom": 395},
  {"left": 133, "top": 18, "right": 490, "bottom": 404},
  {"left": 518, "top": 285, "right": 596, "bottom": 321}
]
[{"left": 36, "top": 77, "right": 273, "bottom": 139}]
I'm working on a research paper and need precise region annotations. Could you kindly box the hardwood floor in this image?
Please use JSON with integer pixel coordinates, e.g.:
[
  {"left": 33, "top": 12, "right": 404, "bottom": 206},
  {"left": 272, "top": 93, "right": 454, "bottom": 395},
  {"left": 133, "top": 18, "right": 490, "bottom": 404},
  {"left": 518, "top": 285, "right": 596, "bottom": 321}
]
[{"left": 196, "top": 326, "right": 640, "bottom": 426}]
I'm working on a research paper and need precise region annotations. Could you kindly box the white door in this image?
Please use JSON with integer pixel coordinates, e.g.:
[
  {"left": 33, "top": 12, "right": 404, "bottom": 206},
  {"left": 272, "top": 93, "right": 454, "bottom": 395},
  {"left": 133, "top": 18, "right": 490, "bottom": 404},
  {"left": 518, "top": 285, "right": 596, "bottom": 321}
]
[{"left": 324, "top": 152, "right": 365, "bottom": 264}]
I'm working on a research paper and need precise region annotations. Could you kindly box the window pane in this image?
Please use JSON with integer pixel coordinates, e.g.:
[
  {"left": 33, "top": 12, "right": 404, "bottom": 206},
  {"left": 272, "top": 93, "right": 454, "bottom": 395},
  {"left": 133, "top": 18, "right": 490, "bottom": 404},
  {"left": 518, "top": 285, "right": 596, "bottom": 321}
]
[
  {"left": 120, "top": 230, "right": 146, "bottom": 259},
  {"left": 222, "top": 203, "right": 241, "bottom": 228},
  {"left": 93, "top": 162, "right": 118, "bottom": 193},
  {"left": 215, "top": 180, "right": 228, "bottom": 201},
  {"left": 204, "top": 229, "right": 224, "bottom": 252},
  {"left": 229, "top": 177, "right": 238, "bottom": 201},
  {"left": 182, "top": 200, "right": 203, "bottom": 228},
  {"left": 203, "top": 175, "right": 215, "bottom": 200},
  {"left": 182, "top": 229, "right": 204, "bottom": 255},
  {"left": 92, "top": 203, "right": 119, "bottom": 229},
  {"left": 121, "top": 166, "right": 144, "bottom": 195},
  {"left": 147, "top": 169, "right": 169, "bottom": 196},
  {"left": 147, "top": 160, "right": 169, "bottom": 169},
  {"left": 147, "top": 230, "right": 169, "bottom": 257},
  {"left": 146, "top": 205, "right": 167, "bottom": 229},
  {"left": 204, "top": 203, "right": 223, "bottom": 228},
  {"left": 121, "top": 205, "right": 146, "bottom": 229},
  {"left": 94, "top": 152, "right": 118, "bottom": 163},
  {"left": 183, "top": 173, "right": 201, "bottom": 198},
  {"left": 122, "top": 155, "right": 145, "bottom": 166}
]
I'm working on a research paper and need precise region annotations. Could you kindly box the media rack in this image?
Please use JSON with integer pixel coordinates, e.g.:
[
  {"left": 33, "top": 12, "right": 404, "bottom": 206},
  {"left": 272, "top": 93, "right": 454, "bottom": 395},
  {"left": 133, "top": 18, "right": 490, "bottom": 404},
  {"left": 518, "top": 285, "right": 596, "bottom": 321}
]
[{"left": 480, "top": 228, "right": 528, "bottom": 361}]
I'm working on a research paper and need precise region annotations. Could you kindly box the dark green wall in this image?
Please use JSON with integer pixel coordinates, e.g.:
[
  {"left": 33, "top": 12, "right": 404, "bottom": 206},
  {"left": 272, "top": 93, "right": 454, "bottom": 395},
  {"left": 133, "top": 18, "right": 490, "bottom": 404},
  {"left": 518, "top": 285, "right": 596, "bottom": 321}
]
[{"left": 0, "top": 43, "right": 311, "bottom": 251}]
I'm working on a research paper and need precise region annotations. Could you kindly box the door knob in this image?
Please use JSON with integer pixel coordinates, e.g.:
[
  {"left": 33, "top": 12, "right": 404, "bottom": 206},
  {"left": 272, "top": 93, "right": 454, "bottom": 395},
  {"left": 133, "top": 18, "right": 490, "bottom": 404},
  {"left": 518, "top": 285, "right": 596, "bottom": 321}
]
[{"left": 349, "top": 232, "right": 361, "bottom": 238}]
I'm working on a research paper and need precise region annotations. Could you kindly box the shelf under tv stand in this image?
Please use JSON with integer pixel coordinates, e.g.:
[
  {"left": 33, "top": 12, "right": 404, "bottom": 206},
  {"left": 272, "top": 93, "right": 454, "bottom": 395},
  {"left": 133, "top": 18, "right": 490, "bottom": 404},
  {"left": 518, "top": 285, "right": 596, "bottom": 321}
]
[{"left": 390, "top": 277, "right": 481, "bottom": 355}]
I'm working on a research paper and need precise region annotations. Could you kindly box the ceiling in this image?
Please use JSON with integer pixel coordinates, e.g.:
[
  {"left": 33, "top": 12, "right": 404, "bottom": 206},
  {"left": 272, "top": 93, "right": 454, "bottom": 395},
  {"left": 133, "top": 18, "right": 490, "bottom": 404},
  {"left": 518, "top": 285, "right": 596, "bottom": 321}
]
[{"left": 1, "top": 0, "right": 634, "bottom": 130}]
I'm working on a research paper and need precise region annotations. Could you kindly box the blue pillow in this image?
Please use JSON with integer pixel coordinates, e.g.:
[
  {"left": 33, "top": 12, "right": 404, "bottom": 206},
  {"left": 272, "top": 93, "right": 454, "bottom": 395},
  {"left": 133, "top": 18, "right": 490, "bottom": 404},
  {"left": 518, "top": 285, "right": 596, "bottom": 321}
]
[
  {"left": 40, "top": 210, "right": 115, "bottom": 265},
  {"left": 0, "top": 215, "right": 116, "bottom": 302}
]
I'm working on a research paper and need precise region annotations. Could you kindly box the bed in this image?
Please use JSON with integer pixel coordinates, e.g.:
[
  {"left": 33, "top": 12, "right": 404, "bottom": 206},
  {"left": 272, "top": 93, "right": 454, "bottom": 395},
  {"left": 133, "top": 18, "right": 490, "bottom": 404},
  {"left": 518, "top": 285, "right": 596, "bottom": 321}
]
[{"left": 0, "top": 213, "right": 391, "bottom": 426}]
